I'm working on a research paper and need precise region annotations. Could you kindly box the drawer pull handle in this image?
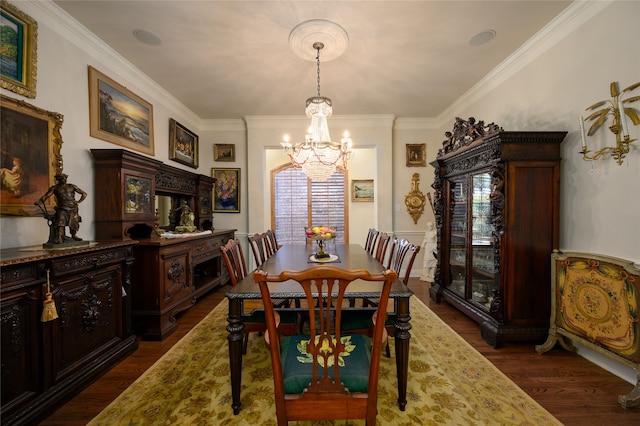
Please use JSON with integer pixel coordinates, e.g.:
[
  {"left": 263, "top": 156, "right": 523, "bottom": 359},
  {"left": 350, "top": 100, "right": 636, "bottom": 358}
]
[{"left": 196, "top": 246, "right": 205, "bottom": 251}]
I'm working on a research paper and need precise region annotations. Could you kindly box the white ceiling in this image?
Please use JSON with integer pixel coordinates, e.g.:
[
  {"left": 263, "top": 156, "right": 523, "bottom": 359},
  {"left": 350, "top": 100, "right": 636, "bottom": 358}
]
[{"left": 54, "top": 1, "right": 572, "bottom": 120}]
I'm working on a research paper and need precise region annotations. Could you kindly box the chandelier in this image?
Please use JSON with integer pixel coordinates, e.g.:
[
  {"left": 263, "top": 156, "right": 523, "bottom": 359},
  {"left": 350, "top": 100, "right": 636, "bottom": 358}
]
[{"left": 281, "top": 41, "right": 353, "bottom": 181}]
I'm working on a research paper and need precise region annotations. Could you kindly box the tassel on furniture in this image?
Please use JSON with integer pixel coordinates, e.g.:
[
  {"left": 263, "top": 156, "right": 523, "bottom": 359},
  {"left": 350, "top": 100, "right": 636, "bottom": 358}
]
[{"left": 41, "top": 269, "right": 59, "bottom": 322}]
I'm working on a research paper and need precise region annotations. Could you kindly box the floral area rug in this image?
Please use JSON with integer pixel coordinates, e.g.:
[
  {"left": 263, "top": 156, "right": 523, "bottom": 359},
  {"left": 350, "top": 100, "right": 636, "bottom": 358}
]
[{"left": 89, "top": 297, "right": 561, "bottom": 425}]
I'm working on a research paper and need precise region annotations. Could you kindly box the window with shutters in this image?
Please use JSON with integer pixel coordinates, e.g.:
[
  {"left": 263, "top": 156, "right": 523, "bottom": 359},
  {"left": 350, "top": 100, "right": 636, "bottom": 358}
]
[{"left": 271, "top": 164, "right": 349, "bottom": 244}]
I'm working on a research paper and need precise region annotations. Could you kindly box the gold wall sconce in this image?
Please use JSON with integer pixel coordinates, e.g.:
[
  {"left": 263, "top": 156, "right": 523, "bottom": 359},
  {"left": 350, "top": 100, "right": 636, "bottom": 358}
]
[{"left": 580, "top": 81, "right": 639, "bottom": 165}]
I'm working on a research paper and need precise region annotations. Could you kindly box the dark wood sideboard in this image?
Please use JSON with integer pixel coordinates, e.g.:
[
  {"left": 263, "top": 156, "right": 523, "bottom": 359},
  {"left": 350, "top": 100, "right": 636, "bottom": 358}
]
[
  {"left": 0, "top": 241, "right": 138, "bottom": 425},
  {"left": 131, "top": 229, "right": 234, "bottom": 340},
  {"left": 90, "top": 149, "right": 234, "bottom": 340}
]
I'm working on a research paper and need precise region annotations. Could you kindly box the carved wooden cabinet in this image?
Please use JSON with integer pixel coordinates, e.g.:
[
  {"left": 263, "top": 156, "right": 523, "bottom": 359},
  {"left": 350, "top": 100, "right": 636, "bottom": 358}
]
[
  {"left": 430, "top": 118, "right": 566, "bottom": 347},
  {"left": 90, "top": 149, "right": 232, "bottom": 341},
  {"left": 91, "top": 149, "right": 215, "bottom": 239},
  {"left": 90, "top": 149, "right": 162, "bottom": 240},
  {"left": 131, "top": 229, "right": 234, "bottom": 340},
  {"left": 0, "top": 241, "right": 137, "bottom": 425}
]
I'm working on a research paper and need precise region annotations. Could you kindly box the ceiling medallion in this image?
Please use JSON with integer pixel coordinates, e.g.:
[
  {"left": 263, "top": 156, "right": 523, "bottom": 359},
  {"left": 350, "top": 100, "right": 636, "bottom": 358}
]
[{"left": 289, "top": 19, "right": 349, "bottom": 62}]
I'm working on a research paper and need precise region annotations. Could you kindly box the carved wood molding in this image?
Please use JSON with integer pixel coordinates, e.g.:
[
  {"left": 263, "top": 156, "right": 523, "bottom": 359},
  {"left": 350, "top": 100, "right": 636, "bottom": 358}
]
[{"left": 438, "top": 117, "right": 503, "bottom": 157}]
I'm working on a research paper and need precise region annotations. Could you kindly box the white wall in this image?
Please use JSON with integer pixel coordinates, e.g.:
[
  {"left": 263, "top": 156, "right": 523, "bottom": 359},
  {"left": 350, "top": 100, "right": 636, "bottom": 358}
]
[
  {"left": 1, "top": 1, "right": 204, "bottom": 247},
  {"left": 244, "top": 114, "right": 395, "bottom": 243},
  {"left": 439, "top": 0, "right": 639, "bottom": 261},
  {"left": 1, "top": 0, "right": 638, "bottom": 384}
]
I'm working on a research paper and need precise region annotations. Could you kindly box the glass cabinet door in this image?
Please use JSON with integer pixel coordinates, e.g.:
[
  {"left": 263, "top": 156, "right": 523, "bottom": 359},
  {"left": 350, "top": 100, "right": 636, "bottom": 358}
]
[
  {"left": 470, "top": 172, "right": 496, "bottom": 308},
  {"left": 125, "top": 175, "right": 152, "bottom": 214},
  {"left": 448, "top": 176, "right": 467, "bottom": 296}
]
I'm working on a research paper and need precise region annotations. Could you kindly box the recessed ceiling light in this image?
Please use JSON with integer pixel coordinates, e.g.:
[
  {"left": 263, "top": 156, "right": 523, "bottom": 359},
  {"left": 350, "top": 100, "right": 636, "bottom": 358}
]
[
  {"left": 133, "top": 29, "right": 162, "bottom": 46},
  {"left": 468, "top": 29, "right": 496, "bottom": 46}
]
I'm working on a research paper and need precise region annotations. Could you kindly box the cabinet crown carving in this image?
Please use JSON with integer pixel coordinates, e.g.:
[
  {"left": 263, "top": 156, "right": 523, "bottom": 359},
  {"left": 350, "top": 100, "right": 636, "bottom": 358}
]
[{"left": 439, "top": 117, "right": 503, "bottom": 157}]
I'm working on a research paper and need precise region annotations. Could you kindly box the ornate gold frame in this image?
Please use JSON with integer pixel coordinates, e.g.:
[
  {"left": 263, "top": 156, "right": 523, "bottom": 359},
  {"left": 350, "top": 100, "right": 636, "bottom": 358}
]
[
  {"left": 351, "top": 179, "right": 373, "bottom": 202},
  {"left": 1, "top": 95, "right": 63, "bottom": 216},
  {"left": 169, "top": 118, "right": 199, "bottom": 168},
  {"left": 0, "top": 0, "right": 38, "bottom": 98},
  {"left": 88, "top": 66, "right": 154, "bottom": 155},
  {"left": 406, "top": 143, "right": 426, "bottom": 167},
  {"left": 214, "top": 144, "right": 235, "bottom": 162}
]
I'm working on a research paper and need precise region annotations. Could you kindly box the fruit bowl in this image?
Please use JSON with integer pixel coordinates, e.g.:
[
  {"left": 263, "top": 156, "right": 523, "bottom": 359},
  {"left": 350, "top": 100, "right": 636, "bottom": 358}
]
[
  {"left": 305, "top": 226, "right": 337, "bottom": 240},
  {"left": 305, "top": 226, "right": 337, "bottom": 258}
]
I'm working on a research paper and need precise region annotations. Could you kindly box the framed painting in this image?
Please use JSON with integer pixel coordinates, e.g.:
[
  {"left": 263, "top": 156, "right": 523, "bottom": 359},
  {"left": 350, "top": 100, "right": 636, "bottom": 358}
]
[
  {"left": 1, "top": 95, "right": 63, "bottom": 216},
  {"left": 0, "top": 1, "right": 37, "bottom": 98},
  {"left": 406, "top": 143, "right": 426, "bottom": 167},
  {"left": 351, "top": 179, "right": 374, "bottom": 202},
  {"left": 169, "top": 118, "right": 198, "bottom": 168},
  {"left": 212, "top": 168, "right": 240, "bottom": 213},
  {"left": 214, "top": 144, "right": 235, "bottom": 162},
  {"left": 88, "top": 66, "right": 154, "bottom": 155}
]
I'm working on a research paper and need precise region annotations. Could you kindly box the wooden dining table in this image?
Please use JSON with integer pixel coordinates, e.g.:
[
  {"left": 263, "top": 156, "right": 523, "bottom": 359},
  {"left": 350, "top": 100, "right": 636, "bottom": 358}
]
[{"left": 225, "top": 243, "right": 414, "bottom": 415}]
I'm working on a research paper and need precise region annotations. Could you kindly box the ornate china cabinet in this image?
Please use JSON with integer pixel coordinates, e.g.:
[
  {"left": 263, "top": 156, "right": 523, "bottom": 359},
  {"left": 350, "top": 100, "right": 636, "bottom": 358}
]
[
  {"left": 429, "top": 117, "right": 566, "bottom": 347},
  {"left": 91, "top": 149, "right": 233, "bottom": 340},
  {"left": 0, "top": 241, "right": 138, "bottom": 425}
]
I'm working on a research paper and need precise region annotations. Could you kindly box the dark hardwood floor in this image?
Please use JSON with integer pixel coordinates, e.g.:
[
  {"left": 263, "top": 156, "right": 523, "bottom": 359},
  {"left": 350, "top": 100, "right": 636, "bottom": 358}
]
[{"left": 40, "top": 278, "right": 639, "bottom": 425}]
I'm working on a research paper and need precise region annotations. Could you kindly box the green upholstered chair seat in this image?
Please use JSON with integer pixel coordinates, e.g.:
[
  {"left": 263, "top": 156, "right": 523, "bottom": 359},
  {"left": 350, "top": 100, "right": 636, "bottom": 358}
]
[
  {"left": 245, "top": 308, "right": 298, "bottom": 324},
  {"left": 280, "top": 333, "right": 372, "bottom": 394},
  {"left": 341, "top": 309, "right": 396, "bottom": 331},
  {"left": 341, "top": 308, "right": 377, "bottom": 331}
]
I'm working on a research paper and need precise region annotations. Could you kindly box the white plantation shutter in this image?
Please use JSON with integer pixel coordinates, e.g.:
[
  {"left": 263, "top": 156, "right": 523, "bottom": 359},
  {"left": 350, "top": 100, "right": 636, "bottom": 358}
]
[{"left": 272, "top": 165, "right": 348, "bottom": 244}]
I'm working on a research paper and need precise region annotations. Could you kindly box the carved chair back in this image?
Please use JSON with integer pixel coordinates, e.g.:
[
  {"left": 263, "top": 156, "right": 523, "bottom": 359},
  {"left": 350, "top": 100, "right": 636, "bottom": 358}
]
[{"left": 254, "top": 266, "right": 397, "bottom": 425}]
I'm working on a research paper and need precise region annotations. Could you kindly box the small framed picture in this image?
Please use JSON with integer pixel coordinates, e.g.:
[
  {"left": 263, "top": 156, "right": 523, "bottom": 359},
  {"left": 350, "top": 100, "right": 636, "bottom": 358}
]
[
  {"left": 0, "top": 1, "right": 38, "bottom": 98},
  {"left": 169, "top": 118, "right": 199, "bottom": 168},
  {"left": 212, "top": 168, "right": 240, "bottom": 213},
  {"left": 214, "top": 144, "right": 235, "bottom": 162},
  {"left": 406, "top": 143, "right": 426, "bottom": 167},
  {"left": 351, "top": 179, "right": 374, "bottom": 202}
]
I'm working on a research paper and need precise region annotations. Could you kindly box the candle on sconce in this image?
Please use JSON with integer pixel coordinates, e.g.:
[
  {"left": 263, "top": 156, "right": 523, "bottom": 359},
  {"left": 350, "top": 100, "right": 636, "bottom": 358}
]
[
  {"left": 579, "top": 116, "right": 587, "bottom": 150},
  {"left": 618, "top": 100, "right": 630, "bottom": 138}
]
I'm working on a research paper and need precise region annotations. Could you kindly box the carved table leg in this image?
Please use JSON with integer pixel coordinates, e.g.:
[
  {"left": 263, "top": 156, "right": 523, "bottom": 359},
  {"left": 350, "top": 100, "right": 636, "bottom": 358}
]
[
  {"left": 394, "top": 296, "right": 412, "bottom": 411},
  {"left": 227, "top": 298, "right": 244, "bottom": 414}
]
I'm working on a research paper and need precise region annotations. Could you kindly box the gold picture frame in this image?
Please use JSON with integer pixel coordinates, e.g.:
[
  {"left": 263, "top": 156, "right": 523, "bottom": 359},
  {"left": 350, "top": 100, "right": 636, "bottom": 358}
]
[
  {"left": 88, "top": 66, "right": 154, "bottom": 155},
  {"left": 214, "top": 144, "right": 235, "bottom": 162},
  {"left": 169, "top": 118, "right": 198, "bottom": 168},
  {"left": 406, "top": 143, "right": 426, "bottom": 167},
  {"left": 352, "top": 179, "right": 374, "bottom": 202},
  {"left": 0, "top": 0, "right": 38, "bottom": 98},
  {"left": 212, "top": 168, "right": 240, "bottom": 213},
  {"left": 1, "top": 95, "right": 63, "bottom": 216}
]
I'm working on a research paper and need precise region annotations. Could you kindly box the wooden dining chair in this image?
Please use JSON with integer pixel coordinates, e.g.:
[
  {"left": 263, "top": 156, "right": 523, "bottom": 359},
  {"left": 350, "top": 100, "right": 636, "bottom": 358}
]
[
  {"left": 364, "top": 228, "right": 379, "bottom": 256},
  {"left": 387, "top": 238, "right": 421, "bottom": 285},
  {"left": 265, "top": 229, "right": 281, "bottom": 252},
  {"left": 221, "top": 238, "right": 294, "bottom": 354},
  {"left": 349, "top": 238, "right": 421, "bottom": 357},
  {"left": 254, "top": 266, "right": 398, "bottom": 426},
  {"left": 248, "top": 232, "right": 272, "bottom": 267},
  {"left": 374, "top": 232, "right": 391, "bottom": 265}
]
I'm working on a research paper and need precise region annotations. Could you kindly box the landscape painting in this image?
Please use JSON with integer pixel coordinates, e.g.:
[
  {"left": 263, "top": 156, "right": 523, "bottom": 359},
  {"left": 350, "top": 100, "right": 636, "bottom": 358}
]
[{"left": 88, "top": 66, "right": 154, "bottom": 155}]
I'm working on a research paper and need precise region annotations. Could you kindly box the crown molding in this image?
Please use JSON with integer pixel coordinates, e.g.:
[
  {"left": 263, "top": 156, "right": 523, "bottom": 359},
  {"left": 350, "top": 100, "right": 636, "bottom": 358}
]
[
  {"left": 28, "top": 0, "right": 199, "bottom": 124},
  {"left": 437, "top": 0, "right": 614, "bottom": 128}
]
